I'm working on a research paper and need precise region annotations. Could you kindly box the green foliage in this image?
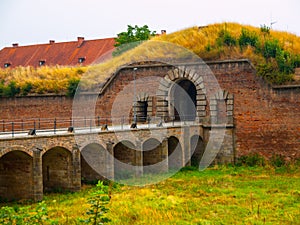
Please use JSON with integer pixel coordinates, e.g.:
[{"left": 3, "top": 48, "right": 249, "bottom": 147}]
[
  {"left": 260, "top": 24, "right": 271, "bottom": 35},
  {"left": 0, "top": 201, "right": 57, "bottom": 225},
  {"left": 83, "top": 181, "right": 111, "bottom": 224},
  {"left": 262, "top": 39, "right": 282, "bottom": 59},
  {"left": 236, "top": 153, "right": 265, "bottom": 167},
  {"left": 270, "top": 154, "right": 286, "bottom": 167},
  {"left": 0, "top": 81, "right": 21, "bottom": 97},
  {"left": 21, "top": 82, "right": 33, "bottom": 96},
  {"left": 217, "top": 29, "right": 237, "bottom": 47},
  {"left": 113, "top": 25, "right": 156, "bottom": 56},
  {"left": 238, "top": 28, "right": 259, "bottom": 48},
  {"left": 66, "top": 78, "right": 80, "bottom": 97}
]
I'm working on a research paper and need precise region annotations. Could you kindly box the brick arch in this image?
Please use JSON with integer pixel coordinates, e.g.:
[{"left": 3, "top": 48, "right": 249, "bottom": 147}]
[
  {"left": 167, "top": 136, "right": 183, "bottom": 170},
  {"left": 0, "top": 146, "right": 33, "bottom": 158},
  {"left": 156, "top": 66, "right": 207, "bottom": 121}
]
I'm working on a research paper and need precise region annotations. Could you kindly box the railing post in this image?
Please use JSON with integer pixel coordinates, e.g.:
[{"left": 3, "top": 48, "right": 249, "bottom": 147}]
[
  {"left": 147, "top": 116, "right": 151, "bottom": 128},
  {"left": 70, "top": 117, "right": 72, "bottom": 127},
  {"left": 2, "top": 120, "right": 4, "bottom": 132},
  {"left": 11, "top": 122, "right": 14, "bottom": 137},
  {"left": 54, "top": 118, "right": 56, "bottom": 134},
  {"left": 90, "top": 118, "right": 92, "bottom": 132},
  {"left": 34, "top": 120, "right": 36, "bottom": 130},
  {"left": 21, "top": 119, "right": 24, "bottom": 131},
  {"left": 84, "top": 116, "right": 86, "bottom": 127},
  {"left": 121, "top": 116, "right": 124, "bottom": 130},
  {"left": 97, "top": 116, "right": 100, "bottom": 127}
]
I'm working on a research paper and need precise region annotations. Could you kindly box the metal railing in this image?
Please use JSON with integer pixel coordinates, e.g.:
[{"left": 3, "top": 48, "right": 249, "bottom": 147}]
[{"left": 0, "top": 114, "right": 198, "bottom": 138}]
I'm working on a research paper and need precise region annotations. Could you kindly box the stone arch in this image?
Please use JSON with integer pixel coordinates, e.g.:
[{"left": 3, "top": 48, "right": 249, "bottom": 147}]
[
  {"left": 42, "top": 146, "right": 73, "bottom": 192},
  {"left": 81, "top": 142, "right": 108, "bottom": 183},
  {"left": 210, "top": 90, "right": 234, "bottom": 124},
  {"left": 0, "top": 150, "right": 33, "bottom": 201},
  {"left": 190, "top": 135, "right": 205, "bottom": 167},
  {"left": 143, "top": 138, "right": 167, "bottom": 174},
  {"left": 42, "top": 143, "right": 72, "bottom": 156},
  {"left": 0, "top": 146, "right": 33, "bottom": 158},
  {"left": 167, "top": 136, "right": 183, "bottom": 170},
  {"left": 156, "top": 66, "right": 207, "bottom": 122},
  {"left": 113, "top": 140, "right": 136, "bottom": 180}
]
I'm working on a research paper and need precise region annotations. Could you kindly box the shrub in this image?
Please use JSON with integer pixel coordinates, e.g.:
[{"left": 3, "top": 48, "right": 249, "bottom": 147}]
[
  {"left": 238, "top": 28, "right": 259, "bottom": 48},
  {"left": 217, "top": 29, "right": 237, "bottom": 47},
  {"left": 270, "top": 154, "right": 286, "bottom": 167},
  {"left": 262, "top": 39, "right": 282, "bottom": 59},
  {"left": 21, "top": 82, "right": 33, "bottom": 96},
  {"left": 236, "top": 153, "right": 265, "bottom": 167},
  {"left": 67, "top": 78, "right": 80, "bottom": 97}
]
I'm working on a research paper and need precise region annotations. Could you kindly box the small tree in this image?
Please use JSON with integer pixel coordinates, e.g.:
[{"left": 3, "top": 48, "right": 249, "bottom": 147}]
[
  {"left": 113, "top": 25, "right": 156, "bottom": 56},
  {"left": 85, "top": 181, "right": 111, "bottom": 225}
]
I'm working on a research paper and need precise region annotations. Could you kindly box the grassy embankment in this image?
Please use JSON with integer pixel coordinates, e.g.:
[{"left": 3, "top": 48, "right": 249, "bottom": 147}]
[
  {"left": 1, "top": 22, "right": 300, "bottom": 96},
  {"left": 1, "top": 165, "right": 299, "bottom": 224}
]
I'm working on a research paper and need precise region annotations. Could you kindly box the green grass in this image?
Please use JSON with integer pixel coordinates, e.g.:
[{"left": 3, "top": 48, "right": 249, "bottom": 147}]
[{"left": 1, "top": 165, "right": 300, "bottom": 224}]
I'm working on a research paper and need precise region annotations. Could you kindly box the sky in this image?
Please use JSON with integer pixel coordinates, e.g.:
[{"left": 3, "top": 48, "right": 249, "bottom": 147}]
[{"left": 0, "top": 0, "right": 299, "bottom": 49}]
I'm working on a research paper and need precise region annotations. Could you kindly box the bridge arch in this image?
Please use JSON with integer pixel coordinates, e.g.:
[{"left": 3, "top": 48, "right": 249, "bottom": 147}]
[
  {"left": 42, "top": 146, "right": 73, "bottom": 192},
  {"left": 167, "top": 136, "right": 183, "bottom": 170},
  {"left": 81, "top": 142, "right": 108, "bottom": 183},
  {"left": 113, "top": 140, "right": 136, "bottom": 180},
  {"left": 0, "top": 146, "right": 33, "bottom": 158},
  {"left": 142, "top": 138, "right": 167, "bottom": 174},
  {"left": 0, "top": 150, "right": 33, "bottom": 201}
]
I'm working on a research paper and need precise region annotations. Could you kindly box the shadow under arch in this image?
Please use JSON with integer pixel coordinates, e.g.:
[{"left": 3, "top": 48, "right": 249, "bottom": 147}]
[
  {"left": 190, "top": 135, "right": 205, "bottom": 167},
  {"left": 113, "top": 140, "right": 137, "bottom": 180},
  {"left": 167, "top": 136, "right": 183, "bottom": 171},
  {"left": 42, "top": 146, "right": 73, "bottom": 192},
  {"left": 0, "top": 150, "right": 33, "bottom": 201},
  {"left": 81, "top": 143, "right": 108, "bottom": 183},
  {"left": 142, "top": 138, "right": 166, "bottom": 174}
]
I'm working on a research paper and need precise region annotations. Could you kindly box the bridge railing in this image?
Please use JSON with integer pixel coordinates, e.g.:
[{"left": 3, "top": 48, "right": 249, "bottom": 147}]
[{"left": 0, "top": 114, "right": 198, "bottom": 137}]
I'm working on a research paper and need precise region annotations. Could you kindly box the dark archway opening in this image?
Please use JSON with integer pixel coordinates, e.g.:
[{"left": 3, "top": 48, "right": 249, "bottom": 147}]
[
  {"left": 173, "top": 79, "right": 197, "bottom": 121},
  {"left": 168, "top": 136, "right": 182, "bottom": 171},
  {"left": 42, "top": 147, "right": 72, "bottom": 193},
  {"left": 0, "top": 151, "right": 33, "bottom": 201},
  {"left": 143, "top": 138, "right": 164, "bottom": 174},
  {"left": 114, "top": 141, "right": 136, "bottom": 180},
  {"left": 190, "top": 135, "right": 205, "bottom": 167},
  {"left": 81, "top": 143, "right": 108, "bottom": 184}
]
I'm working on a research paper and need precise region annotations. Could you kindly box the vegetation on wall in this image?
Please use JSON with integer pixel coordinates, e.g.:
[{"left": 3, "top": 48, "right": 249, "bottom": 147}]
[
  {"left": 1, "top": 22, "right": 300, "bottom": 97},
  {"left": 155, "top": 22, "right": 300, "bottom": 85}
]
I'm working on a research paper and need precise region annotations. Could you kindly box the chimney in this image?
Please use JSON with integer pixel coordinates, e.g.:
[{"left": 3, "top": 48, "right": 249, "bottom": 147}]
[
  {"left": 161, "top": 30, "right": 167, "bottom": 35},
  {"left": 49, "top": 40, "right": 55, "bottom": 45},
  {"left": 77, "top": 37, "right": 84, "bottom": 47},
  {"left": 12, "top": 43, "right": 19, "bottom": 47}
]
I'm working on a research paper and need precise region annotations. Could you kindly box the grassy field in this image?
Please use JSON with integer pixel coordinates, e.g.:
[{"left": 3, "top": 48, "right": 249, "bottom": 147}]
[{"left": 1, "top": 165, "right": 300, "bottom": 224}]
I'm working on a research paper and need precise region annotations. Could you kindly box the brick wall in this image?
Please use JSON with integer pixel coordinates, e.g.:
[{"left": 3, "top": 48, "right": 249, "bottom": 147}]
[{"left": 0, "top": 60, "right": 299, "bottom": 160}]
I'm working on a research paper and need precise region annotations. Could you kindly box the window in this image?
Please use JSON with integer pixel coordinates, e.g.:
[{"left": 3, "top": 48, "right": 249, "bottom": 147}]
[
  {"left": 78, "top": 57, "right": 86, "bottom": 64},
  {"left": 39, "top": 60, "right": 46, "bottom": 66},
  {"left": 135, "top": 101, "right": 148, "bottom": 122},
  {"left": 4, "top": 63, "right": 11, "bottom": 68}
]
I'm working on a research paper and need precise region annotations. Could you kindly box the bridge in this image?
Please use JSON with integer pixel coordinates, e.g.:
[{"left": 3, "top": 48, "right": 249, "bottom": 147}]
[{"left": 0, "top": 117, "right": 234, "bottom": 202}]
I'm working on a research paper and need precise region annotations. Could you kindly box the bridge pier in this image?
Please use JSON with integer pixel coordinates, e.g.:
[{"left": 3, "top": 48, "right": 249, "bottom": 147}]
[
  {"left": 106, "top": 141, "right": 114, "bottom": 180},
  {"left": 71, "top": 145, "right": 81, "bottom": 192},
  {"left": 135, "top": 139, "right": 143, "bottom": 177},
  {"left": 32, "top": 148, "right": 43, "bottom": 202},
  {"left": 183, "top": 126, "right": 191, "bottom": 166}
]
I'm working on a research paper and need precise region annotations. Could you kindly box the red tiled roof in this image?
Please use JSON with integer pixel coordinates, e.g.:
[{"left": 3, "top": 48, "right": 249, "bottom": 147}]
[{"left": 0, "top": 37, "right": 116, "bottom": 68}]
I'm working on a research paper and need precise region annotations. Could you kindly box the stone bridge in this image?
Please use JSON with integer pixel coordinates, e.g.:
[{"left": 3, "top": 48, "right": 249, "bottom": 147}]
[{"left": 0, "top": 123, "right": 234, "bottom": 201}]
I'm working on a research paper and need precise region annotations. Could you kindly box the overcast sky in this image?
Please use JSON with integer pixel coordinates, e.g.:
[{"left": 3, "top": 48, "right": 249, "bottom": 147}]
[{"left": 0, "top": 0, "right": 299, "bottom": 49}]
